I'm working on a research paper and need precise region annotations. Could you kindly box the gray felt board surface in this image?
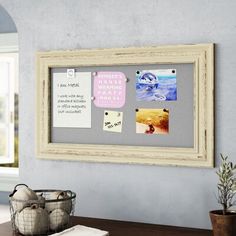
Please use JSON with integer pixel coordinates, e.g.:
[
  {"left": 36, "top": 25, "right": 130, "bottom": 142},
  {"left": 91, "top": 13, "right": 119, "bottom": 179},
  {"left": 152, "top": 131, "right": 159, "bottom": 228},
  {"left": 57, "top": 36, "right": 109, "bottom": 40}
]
[{"left": 51, "top": 63, "right": 194, "bottom": 148}]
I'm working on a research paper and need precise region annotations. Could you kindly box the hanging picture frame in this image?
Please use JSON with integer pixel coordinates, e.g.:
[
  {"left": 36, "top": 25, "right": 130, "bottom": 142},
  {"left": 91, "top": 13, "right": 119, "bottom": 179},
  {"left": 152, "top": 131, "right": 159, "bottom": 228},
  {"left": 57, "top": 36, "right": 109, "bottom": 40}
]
[{"left": 36, "top": 44, "right": 214, "bottom": 167}]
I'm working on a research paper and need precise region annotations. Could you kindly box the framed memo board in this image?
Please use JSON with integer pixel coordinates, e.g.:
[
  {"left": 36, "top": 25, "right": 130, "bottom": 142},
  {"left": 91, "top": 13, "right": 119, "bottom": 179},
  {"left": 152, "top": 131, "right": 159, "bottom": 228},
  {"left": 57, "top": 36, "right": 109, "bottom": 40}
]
[{"left": 36, "top": 44, "right": 214, "bottom": 167}]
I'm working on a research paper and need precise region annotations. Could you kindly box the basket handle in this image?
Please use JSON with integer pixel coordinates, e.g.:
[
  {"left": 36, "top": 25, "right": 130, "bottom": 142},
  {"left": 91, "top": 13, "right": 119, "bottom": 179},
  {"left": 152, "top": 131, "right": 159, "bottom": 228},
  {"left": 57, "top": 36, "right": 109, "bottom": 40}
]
[
  {"left": 65, "top": 190, "right": 73, "bottom": 197},
  {"left": 56, "top": 190, "right": 73, "bottom": 199},
  {"left": 9, "top": 183, "right": 29, "bottom": 197},
  {"left": 56, "top": 191, "right": 66, "bottom": 199}
]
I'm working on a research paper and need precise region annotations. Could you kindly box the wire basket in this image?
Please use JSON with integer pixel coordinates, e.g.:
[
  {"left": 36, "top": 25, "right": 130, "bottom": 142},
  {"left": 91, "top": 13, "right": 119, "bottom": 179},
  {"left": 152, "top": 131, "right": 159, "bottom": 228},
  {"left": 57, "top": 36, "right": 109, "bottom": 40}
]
[{"left": 9, "top": 184, "right": 76, "bottom": 235}]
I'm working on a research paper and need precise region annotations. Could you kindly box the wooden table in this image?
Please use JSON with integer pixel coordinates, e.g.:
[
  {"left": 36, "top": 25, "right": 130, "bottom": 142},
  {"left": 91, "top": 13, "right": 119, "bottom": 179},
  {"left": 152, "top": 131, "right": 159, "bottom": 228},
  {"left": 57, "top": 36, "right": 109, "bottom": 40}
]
[{"left": 0, "top": 216, "right": 213, "bottom": 236}]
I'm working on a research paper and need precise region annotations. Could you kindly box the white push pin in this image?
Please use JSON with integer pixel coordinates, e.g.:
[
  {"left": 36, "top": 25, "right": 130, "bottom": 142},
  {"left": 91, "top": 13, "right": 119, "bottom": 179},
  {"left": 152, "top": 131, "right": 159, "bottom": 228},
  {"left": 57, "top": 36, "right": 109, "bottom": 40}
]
[
  {"left": 125, "top": 77, "right": 129, "bottom": 82},
  {"left": 67, "top": 69, "right": 75, "bottom": 79},
  {"left": 91, "top": 96, "right": 95, "bottom": 101},
  {"left": 92, "top": 72, "right": 97, "bottom": 77}
]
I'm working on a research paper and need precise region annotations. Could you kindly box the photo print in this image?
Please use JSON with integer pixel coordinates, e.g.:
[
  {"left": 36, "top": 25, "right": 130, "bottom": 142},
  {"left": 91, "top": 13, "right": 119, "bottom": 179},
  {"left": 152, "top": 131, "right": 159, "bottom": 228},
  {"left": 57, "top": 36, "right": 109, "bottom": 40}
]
[
  {"left": 136, "top": 69, "right": 177, "bottom": 101},
  {"left": 136, "top": 108, "right": 169, "bottom": 134}
]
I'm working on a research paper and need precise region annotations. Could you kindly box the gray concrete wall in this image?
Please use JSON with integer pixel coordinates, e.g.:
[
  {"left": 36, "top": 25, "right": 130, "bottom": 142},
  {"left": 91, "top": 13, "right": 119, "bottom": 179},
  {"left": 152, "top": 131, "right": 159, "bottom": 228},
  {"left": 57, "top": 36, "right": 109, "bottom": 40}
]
[{"left": 1, "top": 0, "right": 236, "bottom": 229}]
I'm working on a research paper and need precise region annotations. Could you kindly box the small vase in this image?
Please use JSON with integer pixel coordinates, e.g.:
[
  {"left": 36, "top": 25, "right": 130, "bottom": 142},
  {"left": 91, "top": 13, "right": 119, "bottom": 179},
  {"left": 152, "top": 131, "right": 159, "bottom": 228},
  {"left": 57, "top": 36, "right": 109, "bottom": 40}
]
[{"left": 210, "top": 210, "right": 236, "bottom": 236}]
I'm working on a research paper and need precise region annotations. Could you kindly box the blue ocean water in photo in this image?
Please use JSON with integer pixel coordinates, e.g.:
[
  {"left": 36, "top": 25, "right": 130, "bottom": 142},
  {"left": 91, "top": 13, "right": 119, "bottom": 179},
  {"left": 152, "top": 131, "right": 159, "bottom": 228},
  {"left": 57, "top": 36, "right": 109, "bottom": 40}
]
[{"left": 136, "top": 74, "right": 177, "bottom": 101}]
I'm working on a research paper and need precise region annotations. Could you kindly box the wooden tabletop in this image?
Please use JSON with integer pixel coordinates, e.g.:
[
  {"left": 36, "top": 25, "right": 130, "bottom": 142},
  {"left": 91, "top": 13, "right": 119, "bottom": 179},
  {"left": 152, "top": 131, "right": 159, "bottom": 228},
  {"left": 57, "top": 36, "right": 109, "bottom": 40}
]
[{"left": 0, "top": 216, "right": 212, "bottom": 236}]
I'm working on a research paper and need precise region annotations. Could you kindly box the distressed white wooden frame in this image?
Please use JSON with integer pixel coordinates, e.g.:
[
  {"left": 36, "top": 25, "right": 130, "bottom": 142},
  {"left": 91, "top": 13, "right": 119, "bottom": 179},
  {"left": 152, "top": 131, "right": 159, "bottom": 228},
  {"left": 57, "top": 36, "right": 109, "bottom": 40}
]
[{"left": 36, "top": 44, "right": 214, "bottom": 167}]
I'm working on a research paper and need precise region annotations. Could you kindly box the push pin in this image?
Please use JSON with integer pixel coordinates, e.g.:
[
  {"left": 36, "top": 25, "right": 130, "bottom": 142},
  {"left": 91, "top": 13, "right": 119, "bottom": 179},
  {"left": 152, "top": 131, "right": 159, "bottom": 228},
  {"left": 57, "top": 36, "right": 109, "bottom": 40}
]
[
  {"left": 125, "top": 77, "right": 129, "bottom": 82},
  {"left": 92, "top": 72, "right": 97, "bottom": 77},
  {"left": 67, "top": 69, "right": 75, "bottom": 79},
  {"left": 91, "top": 96, "right": 95, "bottom": 101}
]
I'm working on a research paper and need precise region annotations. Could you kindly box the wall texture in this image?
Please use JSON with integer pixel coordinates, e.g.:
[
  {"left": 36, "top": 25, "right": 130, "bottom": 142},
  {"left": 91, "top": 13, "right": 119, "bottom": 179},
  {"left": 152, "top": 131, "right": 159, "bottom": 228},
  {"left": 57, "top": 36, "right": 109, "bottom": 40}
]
[
  {"left": 0, "top": 0, "right": 236, "bottom": 229},
  {"left": 0, "top": 4, "right": 16, "bottom": 33}
]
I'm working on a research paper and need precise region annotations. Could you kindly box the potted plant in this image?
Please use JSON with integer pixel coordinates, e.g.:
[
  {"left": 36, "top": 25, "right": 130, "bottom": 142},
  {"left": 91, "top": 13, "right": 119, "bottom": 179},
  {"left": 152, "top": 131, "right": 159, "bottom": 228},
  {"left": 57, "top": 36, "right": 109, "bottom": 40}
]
[{"left": 210, "top": 154, "right": 236, "bottom": 236}]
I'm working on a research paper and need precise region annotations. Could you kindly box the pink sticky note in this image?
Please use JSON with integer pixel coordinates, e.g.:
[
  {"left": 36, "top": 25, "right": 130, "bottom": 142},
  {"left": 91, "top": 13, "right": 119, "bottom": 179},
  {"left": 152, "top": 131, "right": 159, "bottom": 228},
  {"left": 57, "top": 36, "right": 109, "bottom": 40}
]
[{"left": 93, "top": 71, "right": 126, "bottom": 108}]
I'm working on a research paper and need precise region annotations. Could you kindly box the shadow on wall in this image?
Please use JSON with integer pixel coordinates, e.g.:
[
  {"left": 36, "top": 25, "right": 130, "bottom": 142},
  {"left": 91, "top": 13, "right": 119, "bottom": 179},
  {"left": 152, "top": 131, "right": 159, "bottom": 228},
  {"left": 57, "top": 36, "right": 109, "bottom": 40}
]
[
  {"left": 0, "top": 192, "right": 10, "bottom": 205},
  {"left": 0, "top": 4, "right": 17, "bottom": 33}
]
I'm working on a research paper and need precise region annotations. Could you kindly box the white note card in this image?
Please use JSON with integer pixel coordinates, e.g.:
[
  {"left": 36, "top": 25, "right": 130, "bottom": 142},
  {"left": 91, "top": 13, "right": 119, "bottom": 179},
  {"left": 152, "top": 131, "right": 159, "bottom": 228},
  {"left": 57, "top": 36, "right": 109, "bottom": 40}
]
[
  {"left": 103, "top": 110, "right": 123, "bottom": 133},
  {"left": 53, "top": 72, "right": 91, "bottom": 128}
]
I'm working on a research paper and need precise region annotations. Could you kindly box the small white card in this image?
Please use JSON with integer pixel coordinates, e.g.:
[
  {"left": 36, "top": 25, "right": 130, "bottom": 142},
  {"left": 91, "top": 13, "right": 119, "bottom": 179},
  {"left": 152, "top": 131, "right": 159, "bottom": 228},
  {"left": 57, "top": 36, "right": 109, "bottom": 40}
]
[{"left": 103, "top": 110, "right": 123, "bottom": 133}]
